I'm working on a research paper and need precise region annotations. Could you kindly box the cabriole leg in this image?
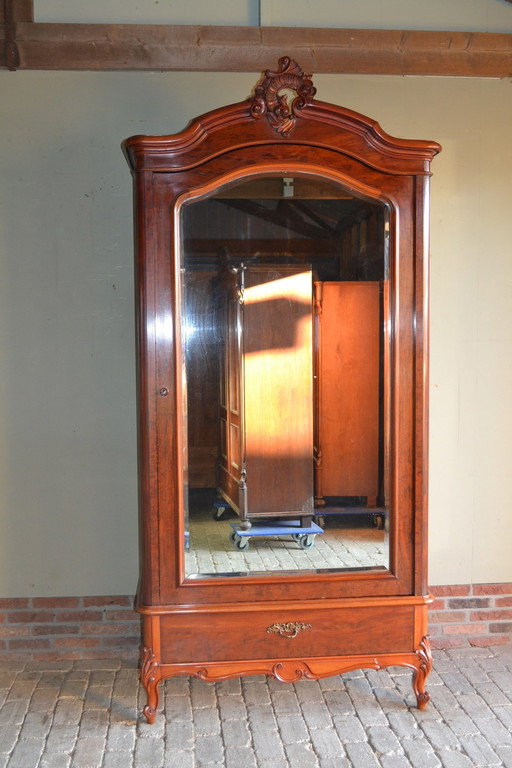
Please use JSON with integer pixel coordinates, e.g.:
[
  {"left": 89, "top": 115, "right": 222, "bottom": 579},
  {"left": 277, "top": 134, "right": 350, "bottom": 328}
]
[
  {"left": 412, "top": 636, "right": 433, "bottom": 710},
  {"left": 140, "top": 646, "right": 162, "bottom": 724}
]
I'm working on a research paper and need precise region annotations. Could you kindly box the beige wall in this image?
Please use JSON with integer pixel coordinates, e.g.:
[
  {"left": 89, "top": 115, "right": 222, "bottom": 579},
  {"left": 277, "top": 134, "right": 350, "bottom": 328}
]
[
  {"left": 1, "top": 7, "right": 512, "bottom": 596},
  {"left": 35, "top": 0, "right": 512, "bottom": 32}
]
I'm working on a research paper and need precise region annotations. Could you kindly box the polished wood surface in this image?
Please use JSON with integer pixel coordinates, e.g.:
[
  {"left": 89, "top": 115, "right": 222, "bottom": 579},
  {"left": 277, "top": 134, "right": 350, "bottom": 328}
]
[
  {"left": 315, "top": 281, "right": 380, "bottom": 505},
  {"left": 123, "top": 58, "right": 440, "bottom": 722},
  {"left": 218, "top": 266, "right": 314, "bottom": 522}
]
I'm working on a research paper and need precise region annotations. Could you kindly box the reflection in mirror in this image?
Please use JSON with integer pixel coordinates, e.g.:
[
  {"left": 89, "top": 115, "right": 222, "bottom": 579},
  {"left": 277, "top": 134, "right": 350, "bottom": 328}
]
[{"left": 180, "top": 176, "right": 390, "bottom": 577}]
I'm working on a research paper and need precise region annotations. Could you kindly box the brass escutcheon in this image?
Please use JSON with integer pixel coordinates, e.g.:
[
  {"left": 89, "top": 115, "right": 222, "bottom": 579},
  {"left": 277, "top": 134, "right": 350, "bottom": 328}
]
[{"left": 266, "top": 622, "right": 312, "bottom": 639}]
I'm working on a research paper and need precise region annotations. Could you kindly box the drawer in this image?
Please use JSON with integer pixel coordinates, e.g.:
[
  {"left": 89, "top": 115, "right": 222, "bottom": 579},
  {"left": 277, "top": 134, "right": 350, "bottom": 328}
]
[{"left": 159, "top": 603, "right": 416, "bottom": 664}]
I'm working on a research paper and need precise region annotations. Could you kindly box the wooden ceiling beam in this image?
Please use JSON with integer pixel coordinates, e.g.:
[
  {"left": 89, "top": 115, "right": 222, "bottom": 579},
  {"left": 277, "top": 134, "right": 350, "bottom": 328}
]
[{"left": 1, "top": 22, "right": 512, "bottom": 77}]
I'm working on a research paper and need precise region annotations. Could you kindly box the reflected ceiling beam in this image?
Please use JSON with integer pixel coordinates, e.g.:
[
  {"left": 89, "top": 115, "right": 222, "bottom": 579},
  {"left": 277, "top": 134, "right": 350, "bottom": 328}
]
[
  {"left": 1, "top": 19, "right": 512, "bottom": 76},
  {"left": 216, "top": 199, "right": 336, "bottom": 239}
]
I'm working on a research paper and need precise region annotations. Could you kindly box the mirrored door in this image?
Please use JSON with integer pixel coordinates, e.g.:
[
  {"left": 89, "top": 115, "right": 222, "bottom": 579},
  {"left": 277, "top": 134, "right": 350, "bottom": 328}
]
[{"left": 179, "top": 175, "right": 391, "bottom": 578}]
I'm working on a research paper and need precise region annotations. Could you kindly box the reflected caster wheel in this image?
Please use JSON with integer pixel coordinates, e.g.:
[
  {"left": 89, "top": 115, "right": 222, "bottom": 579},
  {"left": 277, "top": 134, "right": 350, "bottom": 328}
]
[
  {"left": 298, "top": 534, "right": 315, "bottom": 550},
  {"left": 213, "top": 505, "right": 227, "bottom": 521},
  {"left": 234, "top": 535, "right": 249, "bottom": 551}
]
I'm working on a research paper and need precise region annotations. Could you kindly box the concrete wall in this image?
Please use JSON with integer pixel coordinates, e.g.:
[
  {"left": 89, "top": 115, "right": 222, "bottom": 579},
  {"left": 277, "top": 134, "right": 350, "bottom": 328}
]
[{"left": 1, "top": 2, "right": 512, "bottom": 596}]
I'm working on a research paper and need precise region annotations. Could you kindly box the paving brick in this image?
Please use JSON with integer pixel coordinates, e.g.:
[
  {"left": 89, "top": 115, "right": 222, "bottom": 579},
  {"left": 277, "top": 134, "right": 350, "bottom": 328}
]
[
  {"left": 6, "top": 738, "right": 44, "bottom": 768},
  {"left": 101, "top": 751, "right": 134, "bottom": 768},
  {"left": 0, "top": 723, "right": 22, "bottom": 754},
  {"left": 70, "top": 735, "right": 105, "bottom": 768},
  {"left": 194, "top": 732, "right": 224, "bottom": 764},
  {"left": 308, "top": 727, "right": 344, "bottom": 759},
  {"left": 495, "top": 745, "right": 512, "bottom": 768},
  {"left": 420, "top": 719, "right": 463, "bottom": 752},
  {"left": 134, "top": 736, "right": 165, "bottom": 767},
  {"left": 300, "top": 699, "right": 332, "bottom": 728},
  {"left": 367, "top": 723, "right": 404, "bottom": 754},
  {"left": 271, "top": 689, "right": 301, "bottom": 716},
  {"left": 105, "top": 723, "right": 136, "bottom": 752},
  {"left": 401, "top": 735, "right": 442, "bottom": 767},
  {"left": 284, "top": 741, "right": 319, "bottom": 767},
  {"left": 461, "top": 734, "right": 502, "bottom": 765},
  {"left": 217, "top": 693, "right": 247, "bottom": 721},
  {"left": 44, "top": 724, "right": 79, "bottom": 754},
  {"left": 275, "top": 713, "right": 310, "bottom": 744},
  {"left": 344, "top": 740, "right": 382, "bottom": 767},
  {"left": 385, "top": 710, "right": 422, "bottom": 739},
  {"left": 225, "top": 745, "right": 258, "bottom": 768},
  {"left": 39, "top": 753, "right": 72, "bottom": 768},
  {"left": 321, "top": 689, "right": 354, "bottom": 716},
  {"left": 379, "top": 755, "right": 414, "bottom": 768},
  {"left": 1, "top": 644, "right": 512, "bottom": 768},
  {"left": 222, "top": 718, "right": 252, "bottom": 747},
  {"left": 250, "top": 728, "right": 285, "bottom": 760},
  {"left": 192, "top": 706, "right": 221, "bottom": 735},
  {"left": 474, "top": 714, "right": 512, "bottom": 746},
  {"left": 436, "top": 749, "right": 475, "bottom": 768},
  {"left": 332, "top": 713, "right": 367, "bottom": 743}
]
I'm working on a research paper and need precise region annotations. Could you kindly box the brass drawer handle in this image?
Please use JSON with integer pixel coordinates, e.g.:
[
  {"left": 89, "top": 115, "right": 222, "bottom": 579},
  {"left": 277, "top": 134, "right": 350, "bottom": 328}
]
[{"left": 266, "top": 622, "right": 312, "bottom": 639}]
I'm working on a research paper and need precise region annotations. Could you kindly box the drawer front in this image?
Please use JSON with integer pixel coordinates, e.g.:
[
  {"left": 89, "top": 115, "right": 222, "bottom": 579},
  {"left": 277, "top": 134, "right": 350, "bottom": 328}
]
[{"left": 159, "top": 604, "right": 415, "bottom": 664}]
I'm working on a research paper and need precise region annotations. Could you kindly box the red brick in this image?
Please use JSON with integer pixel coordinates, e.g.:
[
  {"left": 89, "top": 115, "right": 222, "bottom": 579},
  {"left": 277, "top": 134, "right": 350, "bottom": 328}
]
[
  {"left": 0, "top": 613, "right": 5, "bottom": 624},
  {"left": 54, "top": 637, "right": 101, "bottom": 648},
  {"left": 104, "top": 610, "right": 139, "bottom": 622},
  {"left": 7, "top": 611, "right": 56, "bottom": 624},
  {"left": 9, "top": 638, "right": 52, "bottom": 650},
  {"left": 101, "top": 636, "right": 139, "bottom": 648},
  {"left": 448, "top": 598, "right": 491, "bottom": 610},
  {"left": 430, "top": 585, "right": 471, "bottom": 597},
  {"left": 31, "top": 624, "right": 79, "bottom": 636},
  {"left": 496, "top": 597, "right": 512, "bottom": 608},
  {"left": 471, "top": 610, "right": 512, "bottom": 622},
  {"left": 430, "top": 635, "right": 465, "bottom": 649},
  {"left": 0, "top": 625, "right": 29, "bottom": 637},
  {"left": 443, "top": 624, "right": 487, "bottom": 635},
  {"left": 55, "top": 611, "right": 102, "bottom": 623},
  {"left": 469, "top": 634, "right": 512, "bottom": 647},
  {"left": 30, "top": 651, "right": 73, "bottom": 662},
  {"left": 32, "top": 597, "right": 81, "bottom": 609},
  {"left": 429, "top": 598, "right": 446, "bottom": 611},
  {"left": 489, "top": 622, "right": 512, "bottom": 633},
  {"left": 429, "top": 611, "right": 466, "bottom": 623},
  {"left": 81, "top": 622, "right": 139, "bottom": 636},
  {"left": 0, "top": 598, "right": 29, "bottom": 609},
  {"left": 473, "top": 583, "right": 512, "bottom": 596},
  {"left": 83, "top": 596, "right": 133, "bottom": 608}
]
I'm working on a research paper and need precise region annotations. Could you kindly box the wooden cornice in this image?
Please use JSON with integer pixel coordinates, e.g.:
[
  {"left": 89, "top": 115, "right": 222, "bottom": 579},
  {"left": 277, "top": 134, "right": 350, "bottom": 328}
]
[{"left": 1, "top": 21, "right": 512, "bottom": 76}]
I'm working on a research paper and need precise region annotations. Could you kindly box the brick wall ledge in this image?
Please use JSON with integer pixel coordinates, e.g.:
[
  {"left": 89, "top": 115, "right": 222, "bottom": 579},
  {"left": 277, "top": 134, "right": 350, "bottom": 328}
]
[
  {"left": 0, "top": 585, "right": 511, "bottom": 661},
  {"left": 429, "top": 583, "right": 512, "bottom": 650}
]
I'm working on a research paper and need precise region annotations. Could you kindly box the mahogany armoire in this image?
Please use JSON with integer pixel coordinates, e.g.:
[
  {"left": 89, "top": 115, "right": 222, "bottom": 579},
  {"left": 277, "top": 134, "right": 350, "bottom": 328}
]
[{"left": 123, "top": 57, "right": 441, "bottom": 723}]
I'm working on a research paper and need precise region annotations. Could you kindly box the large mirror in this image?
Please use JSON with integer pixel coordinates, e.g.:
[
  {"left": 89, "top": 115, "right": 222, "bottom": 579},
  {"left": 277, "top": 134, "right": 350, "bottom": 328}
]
[{"left": 179, "top": 174, "right": 391, "bottom": 578}]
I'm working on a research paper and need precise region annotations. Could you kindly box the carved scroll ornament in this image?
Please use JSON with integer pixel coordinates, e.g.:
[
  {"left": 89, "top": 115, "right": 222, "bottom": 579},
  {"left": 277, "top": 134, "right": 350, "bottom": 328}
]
[{"left": 250, "top": 57, "right": 316, "bottom": 137}]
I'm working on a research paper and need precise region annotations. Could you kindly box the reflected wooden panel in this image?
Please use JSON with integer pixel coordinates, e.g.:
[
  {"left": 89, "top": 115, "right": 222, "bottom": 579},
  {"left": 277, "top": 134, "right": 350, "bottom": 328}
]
[
  {"left": 218, "top": 266, "right": 314, "bottom": 523},
  {"left": 315, "top": 281, "right": 381, "bottom": 506}
]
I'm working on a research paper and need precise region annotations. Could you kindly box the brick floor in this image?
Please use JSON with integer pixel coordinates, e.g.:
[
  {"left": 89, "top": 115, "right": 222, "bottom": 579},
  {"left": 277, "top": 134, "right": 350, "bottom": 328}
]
[{"left": 0, "top": 645, "right": 511, "bottom": 767}]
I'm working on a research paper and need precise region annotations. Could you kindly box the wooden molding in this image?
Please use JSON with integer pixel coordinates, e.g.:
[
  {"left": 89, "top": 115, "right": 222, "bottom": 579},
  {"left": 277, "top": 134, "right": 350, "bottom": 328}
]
[{"left": 1, "top": 22, "right": 512, "bottom": 76}]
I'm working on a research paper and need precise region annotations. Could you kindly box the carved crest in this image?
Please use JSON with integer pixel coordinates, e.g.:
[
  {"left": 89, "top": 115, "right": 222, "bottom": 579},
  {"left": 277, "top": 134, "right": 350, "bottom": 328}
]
[{"left": 250, "top": 57, "right": 316, "bottom": 137}]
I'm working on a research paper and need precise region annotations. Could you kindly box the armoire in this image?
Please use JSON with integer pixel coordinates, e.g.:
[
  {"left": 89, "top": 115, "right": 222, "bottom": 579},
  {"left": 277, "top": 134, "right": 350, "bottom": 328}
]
[{"left": 123, "top": 57, "right": 441, "bottom": 723}]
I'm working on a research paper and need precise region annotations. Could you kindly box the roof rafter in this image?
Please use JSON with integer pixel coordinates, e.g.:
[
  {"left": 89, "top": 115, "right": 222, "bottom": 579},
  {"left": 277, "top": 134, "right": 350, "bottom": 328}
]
[{"left": 1, "top": 18, "right": 511, "bottom": 76}]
